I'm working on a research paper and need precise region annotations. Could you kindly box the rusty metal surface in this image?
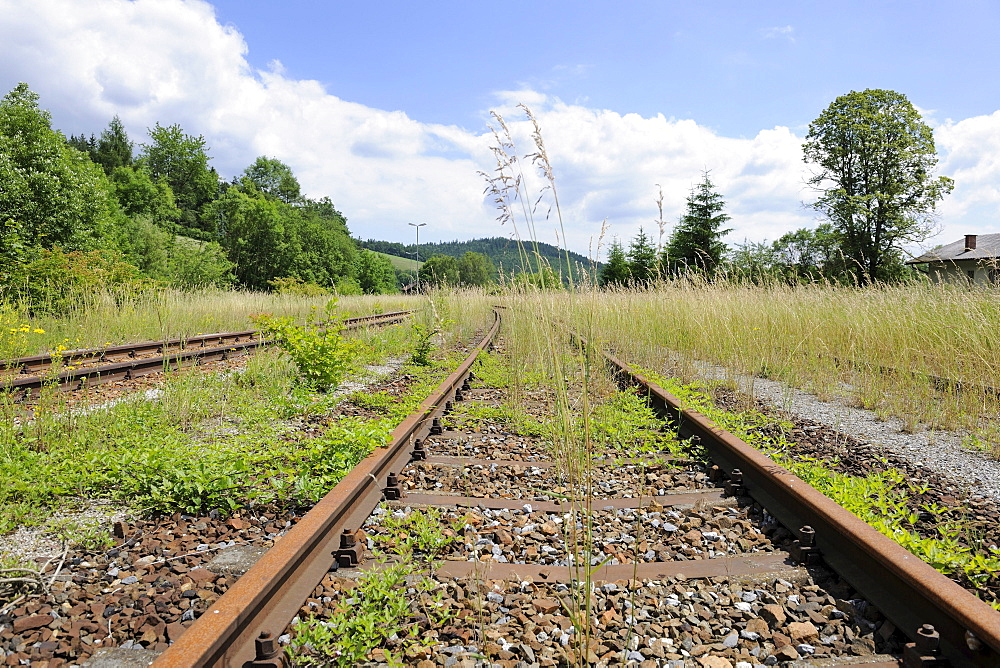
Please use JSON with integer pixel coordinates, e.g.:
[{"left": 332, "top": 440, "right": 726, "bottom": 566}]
[
  {"left": 435, "top": 551, "right": 798, "bottom": 583},
  {"left": 152, "top": 310, "right": 500, "bottom": 668},
  {"left": 398, "top": 490, "right": 726, "bottom": 511},
  {"left": 603, "top": 350, "right": 1000, "bottom": 667},
  {"left": 0, "top": 310, "right": 411, "bottom": 375},
  {"left": 1, "top": 311, "right": 414, "bottom": 398}
]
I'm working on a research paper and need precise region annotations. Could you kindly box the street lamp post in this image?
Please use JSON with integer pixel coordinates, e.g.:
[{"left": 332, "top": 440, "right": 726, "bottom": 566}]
[{"left": 409, "top": 222, "right": 427, "bottom": 292}]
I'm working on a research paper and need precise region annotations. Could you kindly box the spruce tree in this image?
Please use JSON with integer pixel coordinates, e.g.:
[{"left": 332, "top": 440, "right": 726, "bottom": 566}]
[
  {"left": 626, "top": 228, "right": 658, "bottom": 286},
  {"left": 599, "top": 238, "right": 630, "bottom": 287},
  {"left": 664, "top": 172, "right": 732, "bottom": 276}
]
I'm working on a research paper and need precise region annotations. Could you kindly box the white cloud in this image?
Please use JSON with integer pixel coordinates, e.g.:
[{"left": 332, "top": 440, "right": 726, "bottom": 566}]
[
  {"left": 1, "top": 0, "right": 996, "bottom": 260},
  {"left": 762, "top": 25, "right": 795, "bottom": 41}
]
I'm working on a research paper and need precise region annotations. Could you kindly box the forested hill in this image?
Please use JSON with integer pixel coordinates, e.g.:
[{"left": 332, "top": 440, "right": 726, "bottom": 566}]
[{"left": 359, "top": 237, "right": 597, "bottom": 280}]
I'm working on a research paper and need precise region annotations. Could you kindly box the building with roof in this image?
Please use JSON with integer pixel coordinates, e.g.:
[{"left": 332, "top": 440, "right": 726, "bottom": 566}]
[{"left": 907, "top": 234, "right": 1000, "bottom": 286}]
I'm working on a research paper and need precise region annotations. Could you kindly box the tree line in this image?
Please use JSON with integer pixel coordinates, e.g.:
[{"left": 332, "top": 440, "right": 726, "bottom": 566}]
[
  {"left": 600, "top": 88, "right": 953, "bottom": 287},
  {"left": 0, "top": 82, "right": 401, "bottom": 312}
]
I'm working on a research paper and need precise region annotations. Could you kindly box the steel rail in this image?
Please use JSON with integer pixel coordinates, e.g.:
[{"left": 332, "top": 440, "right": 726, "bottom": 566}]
[
  {"left": 153, "top": 309, "right": 502, "bottom": 667},
  {"left": 0, "top": 310, "right": 414, "bottom": 375},
  {"left": 602, "top": 349, "right": 1000, "bottom": 667},
  {"left": 0, "top": 311, "right": 414, "bottom": 399}
]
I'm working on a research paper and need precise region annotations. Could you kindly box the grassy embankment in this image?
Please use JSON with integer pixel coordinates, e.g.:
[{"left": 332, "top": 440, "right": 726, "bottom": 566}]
[{"left": 567, "top": 281, "right": 1000, "bottom": 454}]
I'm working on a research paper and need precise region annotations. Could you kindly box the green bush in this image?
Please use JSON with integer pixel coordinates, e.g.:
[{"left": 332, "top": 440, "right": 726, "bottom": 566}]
[
  {"left": 268, "top": 276, "right": 331, "bottom": 296},
  {"left": 253, "top": 301, "right": 359, "bottom": 390},
  {"left": 1, "top": 248, "right": 155, "bottom": 315}
]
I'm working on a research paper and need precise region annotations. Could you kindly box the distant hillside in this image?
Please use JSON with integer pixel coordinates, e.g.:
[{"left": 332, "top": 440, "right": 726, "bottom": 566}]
[
  {"left": 375, "top": 251, "right": 421, "bottom": 272},
  {"left": 358, "top": 237, "right": 597, "bottom": 282}
]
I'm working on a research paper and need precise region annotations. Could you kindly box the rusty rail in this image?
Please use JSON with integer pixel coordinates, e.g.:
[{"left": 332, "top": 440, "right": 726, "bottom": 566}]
[
  {"left": 153, "top": 309, "right": 501, "bottom": 667},
  {"left": 602, "top": 349, "right": 1000, "bottom": 667},
  {"left": 0, "top": 310, "right": 413, "bottom": 399}
]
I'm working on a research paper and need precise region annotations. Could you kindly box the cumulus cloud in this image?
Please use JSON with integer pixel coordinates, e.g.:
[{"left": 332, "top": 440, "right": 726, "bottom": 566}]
[{"left": 0, "top": 0, "right": 995, "bottom": 259}]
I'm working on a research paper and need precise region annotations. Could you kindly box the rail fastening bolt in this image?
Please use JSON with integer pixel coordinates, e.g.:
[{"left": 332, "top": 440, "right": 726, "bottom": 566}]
[
  {"left": 916, "top": 624, "right": 939, "bottom": 654},
  {"left": 255, "top": 631, "right": 278, "bottom": 658}
]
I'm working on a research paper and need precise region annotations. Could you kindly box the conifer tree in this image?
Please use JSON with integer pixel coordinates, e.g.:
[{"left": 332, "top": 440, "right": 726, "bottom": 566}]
[
  {"left": 599, "top": 238, "right": 630, "bottom": 287},
  {"left": 626, "top": 227, "right": 658, "bottom": 286},
  {"left": 664, "top": 172, "right": 731, "bottom": 276}
]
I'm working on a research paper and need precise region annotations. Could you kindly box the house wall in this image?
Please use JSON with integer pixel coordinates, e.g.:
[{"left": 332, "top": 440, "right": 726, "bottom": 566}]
[{"left": 925, "top": 259, "right": 999, "bottom": 286}]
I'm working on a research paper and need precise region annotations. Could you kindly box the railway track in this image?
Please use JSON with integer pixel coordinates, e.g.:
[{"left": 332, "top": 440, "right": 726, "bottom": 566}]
[
  {"left": 132, "top": 313, "right": 999, "bottom": 667},
  {"left": 0, "top": 310, "right": 413, "bottom": 400}
]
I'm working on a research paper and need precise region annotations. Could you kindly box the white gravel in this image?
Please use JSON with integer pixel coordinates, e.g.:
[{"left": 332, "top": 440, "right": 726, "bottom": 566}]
[{"left": 688, "top": 360, "right": 1000, "bottom": 503}]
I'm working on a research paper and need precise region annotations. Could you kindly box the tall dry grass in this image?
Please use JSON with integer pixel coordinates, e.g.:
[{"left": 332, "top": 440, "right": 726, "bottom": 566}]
[
  {"left": 6, "top": 289, "right": 425, "bottom": 358},
  {"left": 556, "top": 280, "right": 1000, "bottom": 447}
]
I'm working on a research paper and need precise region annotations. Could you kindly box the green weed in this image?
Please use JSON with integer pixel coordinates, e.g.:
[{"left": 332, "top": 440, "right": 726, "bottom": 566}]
[
  {"left": 253, "top": 300, "right": 359, "bottom": 391},
  {"left": 287, "top": 507, "right": 459, "bottom": 666}
]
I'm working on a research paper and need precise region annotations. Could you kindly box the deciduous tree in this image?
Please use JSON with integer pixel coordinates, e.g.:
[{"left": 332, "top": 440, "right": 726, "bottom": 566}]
[
  {"left": 141, "top": 123, "right": 218, "bottom": 231},
  {"left": 0, "top": 83, "right": 120, "bottom": 263},
  {"left": 458, "top": 251, "right": 493, "bottom": 286},
  {"left": 803, "top": 89, "right": 953, "bottom": 284},
  {"left": 355, "top": 250, "right": 397, "bottom": 294},
  {"left": 240, "top": 156, "right": 301, "bottom": 203},
  {"left": 418, "top": 255, "right": 460, "bottom": 288}
]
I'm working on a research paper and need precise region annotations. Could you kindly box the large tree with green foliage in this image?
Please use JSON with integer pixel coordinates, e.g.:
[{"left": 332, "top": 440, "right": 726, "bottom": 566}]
[
  {"left": 0, "top": 83, "right": 122, "bottom": 263},
  {"left": 664, "top": 172, "right": 731, "bottom": 276},
  {"left": 94, "top": 116, "right": 134, "bottom": 174},
  {"left": 241, "top": 156, "right": 301, "bottom": 204},
  {"left": 418, "top": 254, "right": 460, "bottom": 288},
  {"left": 355, "top": 250, "right": 397, "bottom": 294},
  {"left": 141, "top": 123, "right": 218, "bottom": 231},
  {"left": 803, "top": 89, "right": 953, "bottom": 284},
  {"left": 458, "top": 251, "right": 493, "bottom": 287}
]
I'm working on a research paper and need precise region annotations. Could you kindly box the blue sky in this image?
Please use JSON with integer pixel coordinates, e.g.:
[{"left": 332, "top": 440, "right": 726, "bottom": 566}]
[
  {"left": 2, "top": 0, "right": 1000, "bottom": 258},
  {"left": 207, "top": 1, "right": 1000, "bottom": 135}
]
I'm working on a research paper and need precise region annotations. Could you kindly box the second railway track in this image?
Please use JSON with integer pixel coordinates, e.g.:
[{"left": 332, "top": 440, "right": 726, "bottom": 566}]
[{"left": 0, "top": 310, "right": 413, "bottom": 401}]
